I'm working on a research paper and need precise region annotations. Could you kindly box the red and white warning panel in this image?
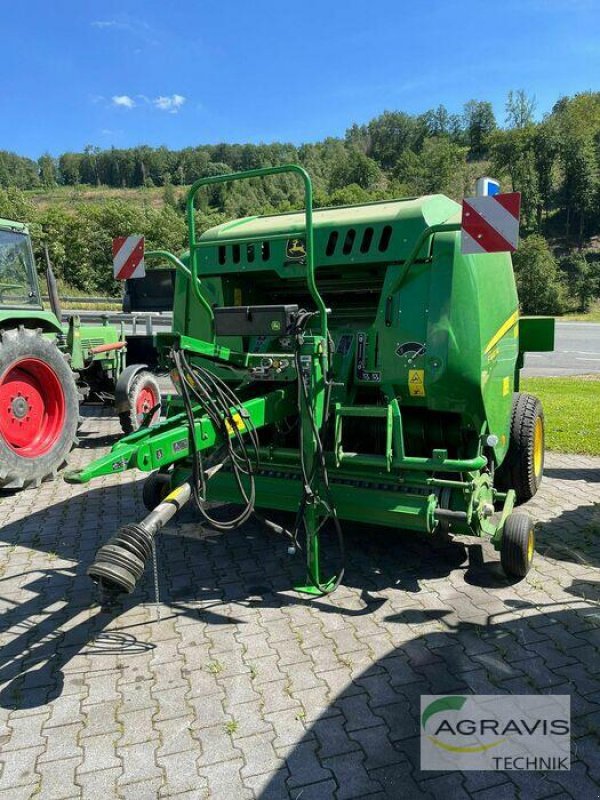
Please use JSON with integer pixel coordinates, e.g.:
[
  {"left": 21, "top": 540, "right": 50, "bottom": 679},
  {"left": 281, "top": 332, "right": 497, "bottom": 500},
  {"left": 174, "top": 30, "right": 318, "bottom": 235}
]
[
  {"left": 461, "top": 192, "right": 521, "bottom": 254},
  {"left": 113, "top": 235, "right": 146, "bottom": 280}
]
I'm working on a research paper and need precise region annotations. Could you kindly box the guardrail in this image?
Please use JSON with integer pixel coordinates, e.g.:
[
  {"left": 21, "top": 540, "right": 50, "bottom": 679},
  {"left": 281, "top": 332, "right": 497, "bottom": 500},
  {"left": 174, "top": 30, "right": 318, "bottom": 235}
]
[
  {"left": 42, "top": 295, "right": 121, "bottom": 305},
  {"left": 60, "top": 309, "right": 173, "bottom": 335}
]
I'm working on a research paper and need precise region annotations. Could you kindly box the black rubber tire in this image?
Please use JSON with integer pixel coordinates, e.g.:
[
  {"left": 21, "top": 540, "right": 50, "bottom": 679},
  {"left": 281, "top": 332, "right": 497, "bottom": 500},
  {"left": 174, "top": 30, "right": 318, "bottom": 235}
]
[
  {"left": 118, "top": 371, "right": 161, "bottom": 435},
  {"left": 500, "top": 512, "right": 535, "bottom": 578},
  {"left": 0, "top": 327, "right": 79, "bottom": 490},
  {"left": 495, "top": 392, "right": 545, "bottom": 505},
  {"left": 142, "top": 472, "right": 171, "bottom": 511}
]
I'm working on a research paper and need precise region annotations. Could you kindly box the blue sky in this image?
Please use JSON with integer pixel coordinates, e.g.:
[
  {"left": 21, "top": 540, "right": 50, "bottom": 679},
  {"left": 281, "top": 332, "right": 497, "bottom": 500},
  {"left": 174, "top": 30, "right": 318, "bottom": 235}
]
[{"left": 2, "top": 0, "right": 599, "bottom": 158}]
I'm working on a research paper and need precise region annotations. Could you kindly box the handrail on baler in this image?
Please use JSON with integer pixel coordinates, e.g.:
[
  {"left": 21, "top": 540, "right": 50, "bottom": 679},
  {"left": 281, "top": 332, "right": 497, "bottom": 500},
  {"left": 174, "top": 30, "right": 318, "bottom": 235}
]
[
  {"left": 387, "top": 221, "right": 462, "bottom": 296},
  {"left": 185, "top": 164, "right": 328, "bottom": 342}
]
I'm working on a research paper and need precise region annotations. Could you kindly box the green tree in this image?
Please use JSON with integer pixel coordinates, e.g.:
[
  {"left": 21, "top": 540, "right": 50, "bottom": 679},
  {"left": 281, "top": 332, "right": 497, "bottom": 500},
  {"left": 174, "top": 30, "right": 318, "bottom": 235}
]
[
  {"left": 366, "top": 111, "right": 420, "bottom": 169},
  {"left": 489, "top": 128, "right": 540, "bottom": 229},
  {"left": 329, "top": 150, "right": 382, "bottom": 192},
  {"left": 505, "top": 90, "right": 536, "bottom": 129},
  {"left": 58, "top": 153, "right": 82, "bottom": 185},
  {"left": 462, "top": 100, "right": 496, "bottom": 159},
  {"left": 512, "top": 235, "right": 567, "bottom": 314},
  {"left": 38, "top": 153, "right": 58, "bottom": 187},
  {"left": 562, "top": 135, "right": 597, "bottom": 245},
  {"left": 394, "top": 138, "right": 469, "bottom": 200},
  {"left": 559, "top": 251, "right": 598, "bottom": 311}
]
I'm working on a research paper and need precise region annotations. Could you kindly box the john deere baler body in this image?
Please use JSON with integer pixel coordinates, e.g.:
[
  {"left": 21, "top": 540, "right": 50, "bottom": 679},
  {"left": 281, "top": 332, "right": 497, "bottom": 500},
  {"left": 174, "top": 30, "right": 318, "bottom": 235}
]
[{"left": 69, "top": 165, "right": 554, "bottom": 597}]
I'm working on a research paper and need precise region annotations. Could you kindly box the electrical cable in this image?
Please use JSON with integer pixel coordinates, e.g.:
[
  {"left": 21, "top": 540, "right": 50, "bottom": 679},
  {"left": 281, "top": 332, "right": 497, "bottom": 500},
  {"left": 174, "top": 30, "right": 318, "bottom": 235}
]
[
  {"left": 173, "top": 347, "right": 258, "bottom": 531},
  {"left": 172, "top": 305, "right": 345, "bottom": 594}
]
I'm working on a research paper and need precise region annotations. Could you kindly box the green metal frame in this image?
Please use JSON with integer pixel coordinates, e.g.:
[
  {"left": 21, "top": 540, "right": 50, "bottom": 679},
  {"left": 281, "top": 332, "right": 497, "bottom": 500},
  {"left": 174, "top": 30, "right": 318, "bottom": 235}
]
[
  {"left": 65, "top": 386, "right": 296, "bottom": 483},
  {"left": 185, "top": 165, "right": 328, "bottom": 341}
]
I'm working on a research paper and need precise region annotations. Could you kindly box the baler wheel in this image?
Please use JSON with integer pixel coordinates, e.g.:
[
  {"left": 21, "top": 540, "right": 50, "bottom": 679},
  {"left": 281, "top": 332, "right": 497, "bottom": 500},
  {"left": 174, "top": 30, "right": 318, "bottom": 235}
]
[
  {"left": 495, "top": 392, "right": 545, "bottom": 504},
  {"left": 142, "top": 472, "right": 171, "bottom": 511},
  {"left": 119, "top": 371, "right": 161, "bottom": 435},
  {"left": 500, "top": 513, "right": 535, "bottom": 578},
  {"left": 0, "top": 327, "right": 79, "bottom": 490}
]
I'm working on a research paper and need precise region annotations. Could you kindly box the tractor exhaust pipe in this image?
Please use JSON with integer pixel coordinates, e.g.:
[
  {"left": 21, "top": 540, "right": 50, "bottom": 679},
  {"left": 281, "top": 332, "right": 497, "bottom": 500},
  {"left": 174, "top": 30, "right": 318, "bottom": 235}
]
[
  {"left": 44, "top": 246, "right": 62, "bottom": 320},
  {"left": 88, "top": 480, "right": 192, "bottom": 597}
]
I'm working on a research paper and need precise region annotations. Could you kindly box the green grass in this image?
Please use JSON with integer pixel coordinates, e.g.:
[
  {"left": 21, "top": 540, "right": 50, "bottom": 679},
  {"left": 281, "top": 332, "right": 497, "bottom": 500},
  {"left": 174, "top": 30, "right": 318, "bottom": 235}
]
[
  {"left": 559, "top": 300, "right": 600, "bottom": 322},
  {"left": 25, "top": 183, "right": 182, "bottom": 210},
  {"left": 522, "top": 376, "right": 600, "bottom": 455}
]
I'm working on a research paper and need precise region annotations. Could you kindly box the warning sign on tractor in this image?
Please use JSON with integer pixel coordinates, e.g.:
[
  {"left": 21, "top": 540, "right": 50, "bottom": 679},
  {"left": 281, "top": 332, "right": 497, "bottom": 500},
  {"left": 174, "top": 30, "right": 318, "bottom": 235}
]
[
  {"left": 461, "top": 192, "right": 521, "bottom": 254},
  {"left": 409, "top": 369, "right": 426, "bottom": 397},
  {"left": 113, "top": 235, "right": 145, "bottom": 280}
]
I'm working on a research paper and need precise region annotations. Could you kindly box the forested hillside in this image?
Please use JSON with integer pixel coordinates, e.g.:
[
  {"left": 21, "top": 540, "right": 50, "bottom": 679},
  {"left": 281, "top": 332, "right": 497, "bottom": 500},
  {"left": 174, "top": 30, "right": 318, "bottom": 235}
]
[{"left": 1, "top": 90, "right": 598, "bottom": 313}]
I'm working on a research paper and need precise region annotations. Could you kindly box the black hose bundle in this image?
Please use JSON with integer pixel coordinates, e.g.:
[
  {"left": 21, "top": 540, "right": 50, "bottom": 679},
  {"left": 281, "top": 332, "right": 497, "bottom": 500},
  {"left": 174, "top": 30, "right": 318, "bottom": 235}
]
[
  {"left": 173, "top": 348, "right": 260, "bottom": 531},
  {"left": 172, "top": 312, "right": 345, "bottom": 595}
]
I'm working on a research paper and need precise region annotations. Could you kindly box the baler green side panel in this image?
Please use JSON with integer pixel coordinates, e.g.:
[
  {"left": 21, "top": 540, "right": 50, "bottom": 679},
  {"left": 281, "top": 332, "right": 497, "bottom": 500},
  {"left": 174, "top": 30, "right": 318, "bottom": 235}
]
[{"left": 519, "top": 316, "right": 555, "bottom": 353}]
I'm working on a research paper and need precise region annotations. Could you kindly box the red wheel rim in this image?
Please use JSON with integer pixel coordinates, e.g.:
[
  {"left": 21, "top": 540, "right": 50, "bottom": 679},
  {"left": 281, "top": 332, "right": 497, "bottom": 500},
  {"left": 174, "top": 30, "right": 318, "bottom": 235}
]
[
  {"left": 135, "top": 383, "right": 159, "bottom": 425},
  {"left": 0, "top": 357, "right": 66, "bottom": 457}
]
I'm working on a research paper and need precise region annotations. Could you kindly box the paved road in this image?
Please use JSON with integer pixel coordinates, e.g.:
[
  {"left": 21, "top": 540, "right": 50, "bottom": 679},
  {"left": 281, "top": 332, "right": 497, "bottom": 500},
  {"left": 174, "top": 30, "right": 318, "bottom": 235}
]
[
  {"left": 0, "top": 409, "right": 599, "bottom": 798},
  {"left": 522, "top": 321, "right": 600, "bottom": 377}
]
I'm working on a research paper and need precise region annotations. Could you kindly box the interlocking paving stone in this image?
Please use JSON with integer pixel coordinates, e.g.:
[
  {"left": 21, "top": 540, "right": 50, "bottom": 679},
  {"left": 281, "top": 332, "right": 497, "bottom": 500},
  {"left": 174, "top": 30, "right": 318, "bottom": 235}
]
[
  {"left": 0, "top": 409, "right": 599, "bottom": 798},
  {"left": 36, "top": 756, "right": 81, "bottom": 800}
]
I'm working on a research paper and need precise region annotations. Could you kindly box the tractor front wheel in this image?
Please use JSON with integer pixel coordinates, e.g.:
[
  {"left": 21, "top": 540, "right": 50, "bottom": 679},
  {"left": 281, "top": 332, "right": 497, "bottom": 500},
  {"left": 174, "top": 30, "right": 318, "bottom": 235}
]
[
  {"left": 119, "top": 371, "right": 161, "bottom": 435},
  {"left": 0, "top": 327, "right": 79, "bottom": 490},
  {"left": 501, "top": 513, "right": 535, "bottom": 578}
]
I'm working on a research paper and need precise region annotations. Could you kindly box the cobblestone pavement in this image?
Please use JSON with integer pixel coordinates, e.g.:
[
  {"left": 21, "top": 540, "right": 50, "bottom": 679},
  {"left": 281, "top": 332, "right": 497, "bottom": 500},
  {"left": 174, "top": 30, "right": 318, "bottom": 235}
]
[{"left": 0, "top": 408, "right": 599, "bottom": 800}]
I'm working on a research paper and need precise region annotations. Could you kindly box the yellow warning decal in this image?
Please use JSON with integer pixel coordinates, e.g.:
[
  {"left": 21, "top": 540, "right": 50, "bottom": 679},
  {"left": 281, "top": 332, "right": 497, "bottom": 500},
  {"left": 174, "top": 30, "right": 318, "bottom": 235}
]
[
  {"left": 164, "top": 486, "right": 187, "bottom": 504},
  {"left": 408, "top": 369, "right": 426, "bottom": 397},
  {"left": 233, "top": 287, "right": 242, "bottom": 306},
  {"left": 225, "top": 412, "right": 246, "bottom": 435},
  {"left": 502, "top": 376, "right": 510, "bottom": 396}
]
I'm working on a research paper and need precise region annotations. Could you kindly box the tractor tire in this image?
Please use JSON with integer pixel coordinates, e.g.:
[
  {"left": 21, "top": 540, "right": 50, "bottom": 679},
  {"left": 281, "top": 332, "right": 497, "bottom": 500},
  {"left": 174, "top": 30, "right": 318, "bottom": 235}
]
[
  {"left": 119, "top": 371, "right": 161, "bottom": 435},
  {"left": 495, "top": 392, "right": 545, "bottom": 505},
  {"left": 500, "top": 512, "right": 535, "bottom": 578},
  {"left": 0, "top": 327, "right": 79, "bottom": 490},
  {"left": 142, "top": 471, "right": 171, "bottom": 511}
]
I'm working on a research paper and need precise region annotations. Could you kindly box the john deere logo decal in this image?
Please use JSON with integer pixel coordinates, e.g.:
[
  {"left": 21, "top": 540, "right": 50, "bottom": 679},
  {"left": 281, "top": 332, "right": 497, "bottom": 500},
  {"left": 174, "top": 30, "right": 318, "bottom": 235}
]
[{"left": 286, "top": 238, "right": 306, "bottom": 260}]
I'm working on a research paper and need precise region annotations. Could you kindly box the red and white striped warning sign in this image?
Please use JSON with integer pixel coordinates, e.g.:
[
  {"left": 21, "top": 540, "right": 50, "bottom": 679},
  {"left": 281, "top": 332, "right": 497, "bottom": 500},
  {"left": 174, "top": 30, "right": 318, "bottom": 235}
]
[
  {"left": 113, "top": 235, "right": 145, "bottom": 280},
  {"left": 461, "top": 192, "right": 521, "bottom": 254}
]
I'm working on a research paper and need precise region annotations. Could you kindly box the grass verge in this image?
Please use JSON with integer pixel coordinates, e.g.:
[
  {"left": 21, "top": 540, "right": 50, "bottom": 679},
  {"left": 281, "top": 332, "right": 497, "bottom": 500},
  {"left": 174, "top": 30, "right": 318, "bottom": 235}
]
[
  {"left": 560, "top": 300, "right": 600, "bottom": 323},
  {"left": 522, "top": 375, "right": 600, "bottom": 456}
]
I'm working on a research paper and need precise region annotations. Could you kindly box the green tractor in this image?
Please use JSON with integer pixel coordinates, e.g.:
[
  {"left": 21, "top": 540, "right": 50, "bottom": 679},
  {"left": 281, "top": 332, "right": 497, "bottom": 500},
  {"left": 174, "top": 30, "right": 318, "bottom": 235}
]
[
  {"left": 0, "top": 218, "right": 161, "bottom": 490},
  {"left": 67, "top": 165, "right": 555, "bottom": 598}
]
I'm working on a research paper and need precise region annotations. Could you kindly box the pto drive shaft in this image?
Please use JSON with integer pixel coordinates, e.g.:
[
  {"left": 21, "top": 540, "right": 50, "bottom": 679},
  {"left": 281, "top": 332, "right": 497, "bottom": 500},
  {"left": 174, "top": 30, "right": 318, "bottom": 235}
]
[{"left": 87, "top": 468, "right": 221, "bottom": 598}]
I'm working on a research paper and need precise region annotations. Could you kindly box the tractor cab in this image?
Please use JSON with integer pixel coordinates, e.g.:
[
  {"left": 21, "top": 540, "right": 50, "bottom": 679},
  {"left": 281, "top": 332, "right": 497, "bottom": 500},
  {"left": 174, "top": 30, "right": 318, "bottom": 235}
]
[{"left": 0, "top": 220, "right": 42, "bottom": 309}]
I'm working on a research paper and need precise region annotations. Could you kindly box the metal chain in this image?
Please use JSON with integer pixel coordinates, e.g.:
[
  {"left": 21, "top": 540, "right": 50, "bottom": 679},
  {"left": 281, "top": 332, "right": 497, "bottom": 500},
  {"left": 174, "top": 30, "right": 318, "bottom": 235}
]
[{"left": 150, "top": 536, "right": 161, "bottom": 621}]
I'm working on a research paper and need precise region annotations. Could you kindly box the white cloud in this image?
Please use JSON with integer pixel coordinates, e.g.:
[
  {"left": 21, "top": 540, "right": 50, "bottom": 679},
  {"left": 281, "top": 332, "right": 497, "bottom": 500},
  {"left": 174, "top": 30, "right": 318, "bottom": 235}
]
[
  {"left": 91, "top": 18, "right": 158, "bottom": 46},
  {"left": 153, "top": 94, "right": 186, "bottom": 114},
  {"left": 92, "top": 20, "right": 123, "bottom": 29},
  {"left": 112, "top": 95, "right": 136, "bottom": 109}
]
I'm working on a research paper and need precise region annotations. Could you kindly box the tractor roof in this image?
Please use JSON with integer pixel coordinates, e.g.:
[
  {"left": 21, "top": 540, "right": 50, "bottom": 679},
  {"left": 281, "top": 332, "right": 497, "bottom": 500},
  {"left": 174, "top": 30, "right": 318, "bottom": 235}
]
[
  {"left": 199, "top": 194, "right": 460, "bottom": 243},
  {"left": 0, "top": 218, "right": 28, "bottom": 234}
]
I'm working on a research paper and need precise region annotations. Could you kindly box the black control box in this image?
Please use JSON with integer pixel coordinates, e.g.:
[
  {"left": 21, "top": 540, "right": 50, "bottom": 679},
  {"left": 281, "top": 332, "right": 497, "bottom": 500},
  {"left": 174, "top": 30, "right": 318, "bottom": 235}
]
[{"left": 214, "top": 304, "right": 299, "bottom": 337}]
